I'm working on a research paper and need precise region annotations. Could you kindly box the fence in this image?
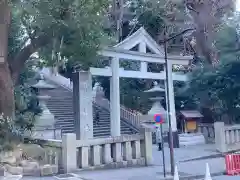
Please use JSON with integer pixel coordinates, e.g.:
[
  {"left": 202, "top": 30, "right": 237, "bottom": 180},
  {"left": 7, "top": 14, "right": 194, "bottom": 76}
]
[
  {"left": 29, "top": 127, "right": 152, "bottom": 173},
  {"left": 197, "top": 123, "right": 215, "bottom": 143},
  {"left": 23, "top": 138, "right": 62, "bottom": 168},
  {"left": 214, "top": 122, "right": 240, "bottom": 153},
  {"left": 62, "top": 127, "right": 152, "bottom": 173},
  {"left": 40, "top": 140, "right": 62, "bottom": 168}
]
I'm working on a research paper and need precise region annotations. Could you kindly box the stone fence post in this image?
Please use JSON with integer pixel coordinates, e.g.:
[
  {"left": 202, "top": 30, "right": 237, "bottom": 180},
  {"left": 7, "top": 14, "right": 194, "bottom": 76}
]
[
  {"left": 214, "top": 122, "right": 226, "bottom": 153},
  {"left": 140, "top": 127, "right": 153, "bottom": 165},
  {"left": 62, "top": 133, "right": 77, "bottom": 173}
]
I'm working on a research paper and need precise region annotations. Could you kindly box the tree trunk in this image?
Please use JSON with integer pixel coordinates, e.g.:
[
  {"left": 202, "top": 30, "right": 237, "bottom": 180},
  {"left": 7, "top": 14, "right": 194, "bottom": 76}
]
[
  {"left": 0, "top": 62, "right": 14, "bottom": 118},
  {"left": 0, "top": 1, "right": 13, "bottom": 118}
]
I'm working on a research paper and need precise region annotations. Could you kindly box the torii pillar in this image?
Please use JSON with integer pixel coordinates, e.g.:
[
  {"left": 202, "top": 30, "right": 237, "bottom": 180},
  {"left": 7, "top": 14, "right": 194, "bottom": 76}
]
[{"left": 110, "top": 57, "right": 121, "bottom": 136}]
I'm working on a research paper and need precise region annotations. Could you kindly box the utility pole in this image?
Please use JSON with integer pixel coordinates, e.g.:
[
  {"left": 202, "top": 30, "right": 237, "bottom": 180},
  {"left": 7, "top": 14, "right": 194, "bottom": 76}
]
[
  {"left": 117, "top": 0, "right": 124, "bottom": 42},
  {"left": 161, "top": 27, "right": 194, "bottom": 176},
  {"left": 163, "top": 27, "right": 175, "bottom": 176}
]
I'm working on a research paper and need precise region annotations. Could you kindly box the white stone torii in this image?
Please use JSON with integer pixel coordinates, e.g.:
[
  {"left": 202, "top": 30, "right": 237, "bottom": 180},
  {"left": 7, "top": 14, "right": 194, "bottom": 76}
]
[
  {"left": 73, "top": 27, "right": 192, "bottom": 140},
  {"left": 94, "top": 28, "right": 192, "bottom": 137}
]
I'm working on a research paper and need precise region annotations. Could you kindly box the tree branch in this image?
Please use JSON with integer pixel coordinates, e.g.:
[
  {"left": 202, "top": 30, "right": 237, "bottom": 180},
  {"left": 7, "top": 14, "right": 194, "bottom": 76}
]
[
  {"left": 10, "top": 33, "right": 51, "bottom": 84},
  {"left": 159, "top": 28, "right": 195, "bottom": 43}
]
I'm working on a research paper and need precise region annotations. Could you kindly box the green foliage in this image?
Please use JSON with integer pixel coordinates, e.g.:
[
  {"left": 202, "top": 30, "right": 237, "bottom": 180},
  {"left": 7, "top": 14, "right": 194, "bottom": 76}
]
[
  {"left": 215, "top": 24, "right": 240, "bottom": 61},
  {"left": 15, "top": 61, "right": 42, "bottom": 131},
  {"left": 12, "top": 0, "right": 111, "bottom": 68},
  {"left": 14, "top": 84, "right": 42, "bottom": 131},
  {"left": 8, "top": 5, "right": 27, "bottom": 61},
  {"left": 7, "top": 0, "right": 111, "bottom": 130},
  {"left": 186, "top": 59, "right": 240, "bottom": 123},
  {"left": 0, "top": 115, "right": 21, "bottom": 151},
  {"left": 6, "top": 5, "right": 42, "bottom": 131},
  {"left": 183, "top": 20, "right": 240, "bottom": 123}
]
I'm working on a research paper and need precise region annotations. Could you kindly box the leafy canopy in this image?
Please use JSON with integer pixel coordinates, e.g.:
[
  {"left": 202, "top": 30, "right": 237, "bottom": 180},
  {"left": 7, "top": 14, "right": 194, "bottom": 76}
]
[{"left": 9, "top": 0, "right": 111, "bottom": 72}]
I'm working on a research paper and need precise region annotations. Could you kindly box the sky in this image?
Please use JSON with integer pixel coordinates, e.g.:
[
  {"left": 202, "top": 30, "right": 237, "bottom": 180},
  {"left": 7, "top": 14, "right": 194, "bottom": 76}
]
[{"left": 237, "top": 0, "right": 240, "bottom": 11}]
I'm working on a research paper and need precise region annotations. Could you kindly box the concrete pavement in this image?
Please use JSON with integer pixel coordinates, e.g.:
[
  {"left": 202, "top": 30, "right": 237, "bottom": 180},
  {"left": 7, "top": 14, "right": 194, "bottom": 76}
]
[
  {"left": 215, "top": 176, "right": 240, "bottom": 180},
  {"left": 67, "top": 144, "right": 226, "bottom": 180},
  {"left": 17, "top": 144, "right": 240, "bottom": 180}
]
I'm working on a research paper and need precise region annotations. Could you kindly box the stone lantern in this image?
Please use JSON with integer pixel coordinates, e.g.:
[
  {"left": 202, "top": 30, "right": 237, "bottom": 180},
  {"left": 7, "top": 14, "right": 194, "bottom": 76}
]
[
  {"left": 140, "top": 82, "right": 168, "bottom": 132},
  {"left": 31, "top": 73, "right": 56, "bottom": 128},
  {"left": 145, "top": 81, "right": 166, "bottom": 116}
]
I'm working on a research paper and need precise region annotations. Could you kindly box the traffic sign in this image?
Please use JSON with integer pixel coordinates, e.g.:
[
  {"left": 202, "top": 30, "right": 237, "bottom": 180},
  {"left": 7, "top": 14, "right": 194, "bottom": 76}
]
[{"left": 154, "top": 114, "right": 164, "bottom": 124}]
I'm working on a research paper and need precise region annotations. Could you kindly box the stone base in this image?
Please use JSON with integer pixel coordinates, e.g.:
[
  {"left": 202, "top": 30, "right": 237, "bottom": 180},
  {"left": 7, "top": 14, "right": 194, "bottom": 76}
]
[
  {"left": 179, "top": 133, "right": 205, "bottom": 146},
  {"left": 40, "top": 164, "right": 58, "bottom": 176},
  {"left": 168, "top": 131, "right": 180, "bottom": 148},
  {"left": 3, "top": 164, "right": 58, "bottom": 177},
  {"left": 25, "top": 129, "right": 62, "bottom": 140},
  {"left": 76, "top": 158, "right": 146, "bottom": 171},
  {"left": 0, "top": 166, "right": 4, "bottom": 176}
]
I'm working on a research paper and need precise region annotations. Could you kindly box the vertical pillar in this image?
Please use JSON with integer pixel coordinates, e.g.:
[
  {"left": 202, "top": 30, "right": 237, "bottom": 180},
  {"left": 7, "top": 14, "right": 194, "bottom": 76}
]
[
  {"left": 214, "top": 122, "right": 226, "bottom": 153},
  {"left": 165, "top": 63, "right": 179, "bottom": 148},
  {"left": 110, "top": 57, "right": 121, "bottom": 136},
  {"left": 103, "top": 144, "right": 112, "bottom": 163},
  {"left": 73, "top": 71, "right": 93, "bottom": 140},
  {"left": 140, "top": 127, "right": 153, "bottom": 165},
  {"left": 62, "top": 133, "right": 77, "bottom": 173},
  {"left": 139, "top": 42, "right": 147, "bottom": 72}
]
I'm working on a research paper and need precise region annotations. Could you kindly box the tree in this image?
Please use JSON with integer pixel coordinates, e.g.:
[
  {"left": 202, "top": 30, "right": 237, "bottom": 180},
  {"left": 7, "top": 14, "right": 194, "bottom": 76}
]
[
  {"left": 184, "top": 0, "right": 235, "bottom": 65},
  {"left": 185, "top": 22, "right": 240, "bottom": 123},
  {"left": 0, "top": 0, "right": 12, "bottom": 118},
  {"left": 186, "top": 60, "right": 240, "bottom": 123},
  {"left": 0, "top": 0, "right": 109, "bottom": 117}
]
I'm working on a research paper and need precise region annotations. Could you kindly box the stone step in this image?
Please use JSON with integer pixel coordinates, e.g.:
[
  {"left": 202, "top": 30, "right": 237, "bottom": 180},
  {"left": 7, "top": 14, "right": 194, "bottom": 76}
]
[
  {"left": 48, "top": 100, "right": 73, "bottom": 103},
  {"left": 60, "top": 130, "right": 133, "bottom": 136},
  {"left": 94, "top": 128, "right": 131, "bottom": 133},
  {"left": 56, "top": 118, "right": 113, "bottom": 123},
  {"left": 43, "top": 82, "right": 138, "bottom": 138},
  {"left": 56, "top": 119, "right": 74, "bottom": 123},
  {"left": 49, "top": 107, "right": 73, "bottom": 110},
  {"left": 93, "top": 132, "right": 133, "bottom": 136},
  {"left": 54, "top": 114, "right": 74, "bottom": 117},
  {"left": 57, "top": 123, "right": 131, "bottom": 130}
]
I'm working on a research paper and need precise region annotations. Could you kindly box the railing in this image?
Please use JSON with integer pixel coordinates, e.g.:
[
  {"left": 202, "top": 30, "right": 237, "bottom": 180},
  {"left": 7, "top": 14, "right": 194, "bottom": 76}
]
[
  {"left": 214, "top": 122, "right": 240, "bottom": 153},
  {"left": 61, "top": 127, "right": 153, "bottom": 173},
  {"left": 197, "top": 123, "right": 215, "bottom": 143},
  {"left": 23, "top": 138, "right": 62, "bottom": 174},
  {"left": 24, "top": 128, "right": 62, "bottom": 140},
  {"left": 40, "top": 140, "right": 62, "bottom": 167},
  {"left": 40, "top": 67, "right": 142, "bottom": 129},
  {"left": 225, "top": 125, "right": 240, "bottom": 145}
]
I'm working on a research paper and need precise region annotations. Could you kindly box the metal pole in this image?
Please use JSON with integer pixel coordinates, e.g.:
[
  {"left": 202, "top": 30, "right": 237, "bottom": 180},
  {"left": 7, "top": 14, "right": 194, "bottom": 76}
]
[
  {"left": 117, "top": 0, "right": 123, "bottom": 43},
  {"left": 160, "top": 124, "right": 166, "bottom": 177},
  {"left": 163, "top": 27, "right": 175, "bottom": 176}
]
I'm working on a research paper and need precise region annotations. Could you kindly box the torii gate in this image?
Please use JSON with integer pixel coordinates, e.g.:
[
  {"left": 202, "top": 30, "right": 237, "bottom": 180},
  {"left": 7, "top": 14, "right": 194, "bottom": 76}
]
[{"left": 73, "top": 27, "right": 192, "bottom": 147}]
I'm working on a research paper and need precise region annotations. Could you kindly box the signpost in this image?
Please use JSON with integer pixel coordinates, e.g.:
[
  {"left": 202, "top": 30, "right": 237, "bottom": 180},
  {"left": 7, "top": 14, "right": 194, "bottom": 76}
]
[{"left": 154, "top": 114, "right": 166, "bottom": 177}]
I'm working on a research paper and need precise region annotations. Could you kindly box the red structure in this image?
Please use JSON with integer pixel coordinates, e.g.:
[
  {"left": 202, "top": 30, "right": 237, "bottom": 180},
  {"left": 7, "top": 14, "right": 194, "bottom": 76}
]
[{"left": 225, "top": 154, "right": 240, "bottom": 175}]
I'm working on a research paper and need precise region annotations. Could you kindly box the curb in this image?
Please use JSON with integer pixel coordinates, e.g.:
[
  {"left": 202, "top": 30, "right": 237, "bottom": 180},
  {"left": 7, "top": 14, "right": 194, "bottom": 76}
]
[{"left": 159, "top": 171, "right": 225, "bottom": 180}]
